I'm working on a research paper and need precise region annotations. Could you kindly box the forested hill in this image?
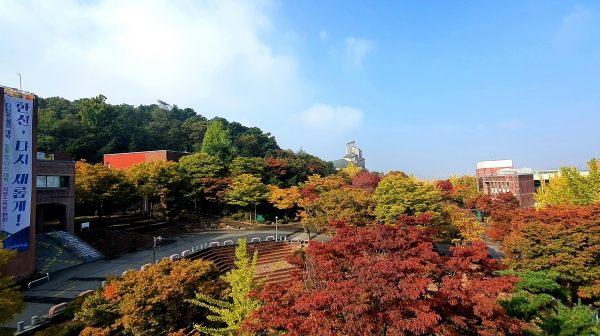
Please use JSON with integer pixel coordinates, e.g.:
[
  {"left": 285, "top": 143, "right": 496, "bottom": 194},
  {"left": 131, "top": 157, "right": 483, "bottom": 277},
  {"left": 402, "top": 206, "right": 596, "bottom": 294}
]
[{"left": 38, "top": 94, "right": 287, "bottom": 163}]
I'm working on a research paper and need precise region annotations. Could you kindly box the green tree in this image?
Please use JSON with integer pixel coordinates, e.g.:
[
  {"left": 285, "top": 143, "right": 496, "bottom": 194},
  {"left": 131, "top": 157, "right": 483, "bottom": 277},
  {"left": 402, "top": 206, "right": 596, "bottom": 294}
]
[
  {"left": 373, "top": 174, "right": 442, "bottom": 224},
  {"left": 126, "top": 160, "right": 180, "bottom": 218},
  {"left": 225, "top": 174, "right": 268, "bottom": 221},
  {"left": 539, "top": 300, "right": 600, "bottom": 336},
  {"left": 499, "top": 271, "right": 567, "bottom": 323},
  {"left": 178, "top": 153, "right": 227, "bottom": 216},
  {"left": 201, "top": 120, "right": 232, "bottom": 162},
  {"left": 0, "top": 241, "right": 26, "bottom": 324},
  {"left": 311, "top": 187, "right": 376, "bottom": 231},
  {"left": 75, "top": 161, "right": 136, "bottom": 217},
  {"left": 78, "top": 95, "right": 121, "bottom": 162},
  {"left": 189, "top": 239, "right": 262, "bottom": 335},
  {"left": 181, "top": 115, "right": 208, "bottom": 152},
  {"left": 228, "top": 157, "right": 268, "bottom": 180}
]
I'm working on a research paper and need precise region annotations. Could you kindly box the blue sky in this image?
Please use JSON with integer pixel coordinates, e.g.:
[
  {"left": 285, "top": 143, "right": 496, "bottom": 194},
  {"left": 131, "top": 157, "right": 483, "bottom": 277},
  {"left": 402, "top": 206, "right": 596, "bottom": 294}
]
[{"left": 1, "top": 1, "right": 599, "bottom": 178}]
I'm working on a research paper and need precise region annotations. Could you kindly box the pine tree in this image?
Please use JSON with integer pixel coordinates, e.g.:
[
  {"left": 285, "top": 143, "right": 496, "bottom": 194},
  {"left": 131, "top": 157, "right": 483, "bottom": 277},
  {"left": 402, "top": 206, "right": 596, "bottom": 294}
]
[{"left": 189, "top": 239, "right": 263, "bottom": 335}]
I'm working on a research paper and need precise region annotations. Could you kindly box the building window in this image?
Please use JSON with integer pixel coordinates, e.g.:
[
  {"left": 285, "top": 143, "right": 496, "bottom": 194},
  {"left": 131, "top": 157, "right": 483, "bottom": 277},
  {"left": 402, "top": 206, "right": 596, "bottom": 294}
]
[{"left": 37, "top": 176, "right": 68, "bottom": 188}]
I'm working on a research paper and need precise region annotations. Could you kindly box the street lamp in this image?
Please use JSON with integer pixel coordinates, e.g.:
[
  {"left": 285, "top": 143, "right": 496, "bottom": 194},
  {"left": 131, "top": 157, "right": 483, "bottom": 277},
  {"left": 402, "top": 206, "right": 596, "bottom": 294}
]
[
  {"left": 153, "top": 236, "right": 163, "bottom": 264},
  {"left": 275, "top": 216, "right": 278, "bottom": 241}
]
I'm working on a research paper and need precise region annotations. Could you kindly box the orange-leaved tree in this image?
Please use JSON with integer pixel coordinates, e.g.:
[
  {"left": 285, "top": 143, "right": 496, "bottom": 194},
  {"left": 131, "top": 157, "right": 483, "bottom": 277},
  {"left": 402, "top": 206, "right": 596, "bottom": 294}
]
[
  {"left": 503, "top": 203, "right": 600, "bottom": 303},
  {"left": 75, "top": 258, "right": 223, "bottom": 336},
  {"left": 467, "top": 192, "right": 521, "bottom": 242},
  {"left": 244, "top": 217, "right": 522, "bottom": 335},
  {"left": 267, "top": 185, "right": 301, "bottom": 222}
]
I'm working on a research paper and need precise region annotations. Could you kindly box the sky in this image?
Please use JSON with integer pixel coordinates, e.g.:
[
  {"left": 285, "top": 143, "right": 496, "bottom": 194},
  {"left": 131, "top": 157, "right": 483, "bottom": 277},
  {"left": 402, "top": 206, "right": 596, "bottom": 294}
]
[{"left": 1, "top": 1, "right": 599, "bottom": 179}]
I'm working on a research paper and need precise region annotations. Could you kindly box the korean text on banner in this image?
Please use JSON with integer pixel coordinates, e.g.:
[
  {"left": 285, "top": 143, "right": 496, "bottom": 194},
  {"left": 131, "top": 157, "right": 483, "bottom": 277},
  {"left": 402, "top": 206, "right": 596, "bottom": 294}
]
[{"left": 1, "top": 91, "right": 33, "bottom": 251}]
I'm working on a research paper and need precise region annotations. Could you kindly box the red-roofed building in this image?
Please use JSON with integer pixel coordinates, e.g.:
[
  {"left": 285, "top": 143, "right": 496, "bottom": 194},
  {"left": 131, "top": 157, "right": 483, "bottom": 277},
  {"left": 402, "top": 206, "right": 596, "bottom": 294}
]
[{"left": 103, "top": 150, "right": 189, "bottom": 169}]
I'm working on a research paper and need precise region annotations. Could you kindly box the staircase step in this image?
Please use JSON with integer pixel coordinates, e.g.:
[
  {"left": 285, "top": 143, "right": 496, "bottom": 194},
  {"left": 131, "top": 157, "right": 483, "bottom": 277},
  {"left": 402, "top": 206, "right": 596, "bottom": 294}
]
[{"left": 46, "top": 230, "right": 104, "bottom": 262}]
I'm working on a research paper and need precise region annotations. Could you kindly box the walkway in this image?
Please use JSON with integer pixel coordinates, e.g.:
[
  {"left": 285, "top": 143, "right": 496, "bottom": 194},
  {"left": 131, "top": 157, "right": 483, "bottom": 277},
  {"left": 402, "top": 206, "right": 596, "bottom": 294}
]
[{"left": 3, "top": 227, "right": 303, "bottom": 329}]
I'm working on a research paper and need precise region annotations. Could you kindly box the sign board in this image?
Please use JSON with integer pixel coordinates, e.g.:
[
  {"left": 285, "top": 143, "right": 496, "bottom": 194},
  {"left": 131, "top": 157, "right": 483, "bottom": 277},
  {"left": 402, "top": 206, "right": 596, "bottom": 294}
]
[
  {"left": 81, "top": 222, "right": 90, "bottom": 230},
  {"left": 257, "top": 215, "right": 263, "bottom": 221},
  {"left": 1, "top": 89, "right": 34, "bottom": 251}
]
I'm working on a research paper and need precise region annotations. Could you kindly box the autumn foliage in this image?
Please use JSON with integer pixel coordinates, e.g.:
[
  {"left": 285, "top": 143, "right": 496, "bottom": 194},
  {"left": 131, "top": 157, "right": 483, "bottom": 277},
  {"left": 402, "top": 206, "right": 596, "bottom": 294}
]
[
  {"left": 244, "top": 217, "right": 522, "bottom": 335},
  {"left": 76, "top": 259, "right": 223, "bottom": 336},
  {"left": 351, "top": 171, "right": 381, "bottom": 194},
  {"left": 467, "top": 192, "right": 522, "bottom": 241},
  {"left": 503, "top": 203, "right": 600, "bottom": 302}
]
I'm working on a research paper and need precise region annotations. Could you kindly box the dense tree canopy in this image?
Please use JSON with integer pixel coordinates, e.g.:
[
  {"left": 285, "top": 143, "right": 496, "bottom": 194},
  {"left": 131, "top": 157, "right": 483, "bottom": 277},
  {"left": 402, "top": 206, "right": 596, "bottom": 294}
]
[
  {"left": 503, "top": 204, "right": 600, "bottom": 302},
  {"left": 244, "top": 218, "right": 522, "bottom": 335},
  {"left": 310, "top": 187, "right": 376, "bottom": 230},
  {"left": 37, "top": 95, "right": 280, "bottom": 163},
  {"left": 76, "top": 259, "right": 223, "bottom": 336},
  {"left": 373, "top": 174, "right": 442, "bottom": 224},
  {"left": 201, "top": 120, "right": 233, "bottom": 162},
  {"left": 75, "top": 161, "right": 136, "bottom": 217},
  {"left": 535, "top": 159, "right": 600, "bottom": 207},
  {"left": 351, "top": 171, "right": 381, "bottom": 194}
]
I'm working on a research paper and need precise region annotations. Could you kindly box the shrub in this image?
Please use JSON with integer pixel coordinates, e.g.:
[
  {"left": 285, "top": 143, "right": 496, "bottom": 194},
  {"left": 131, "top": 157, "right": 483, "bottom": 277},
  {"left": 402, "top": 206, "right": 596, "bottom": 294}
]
[
  {"left": 129, "top": 237, "right": 138, "bottom": 250},
  {"left": 107, "top": 242, "right": 117, "bottom": 257},
  {"left": 176, "top": 212, "right": 198, "bottom": 223},
  {"left": 34, "top": 320, "right": 85, "bottom": 336}
]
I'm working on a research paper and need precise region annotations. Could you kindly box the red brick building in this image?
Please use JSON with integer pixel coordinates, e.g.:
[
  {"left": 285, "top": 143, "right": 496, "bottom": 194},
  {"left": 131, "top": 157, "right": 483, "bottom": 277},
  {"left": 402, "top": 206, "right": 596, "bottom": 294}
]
[
  {"left": 476, "top": 160, "right": 535, "bottom": 209},
  {"left": 103, "top": 150, "right": 189, "bottom": 169}
]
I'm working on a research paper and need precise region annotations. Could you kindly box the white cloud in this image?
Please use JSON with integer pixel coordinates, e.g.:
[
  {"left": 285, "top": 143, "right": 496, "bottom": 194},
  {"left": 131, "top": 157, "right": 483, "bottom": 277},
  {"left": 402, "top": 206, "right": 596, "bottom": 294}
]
[
  {"left": 300, "top": 103, "right": 362, "bottom": 130},
  {"left": 0, "top": 0, "right": 303, "bottom": 120},
  {"left": 320, "top": 29, "right": 327, "bottom": 41},
  {"left": 556, "top": 5, "right": 595, "bottom": 45},
  {"left": 345, "top": 37, "right": 375, "bottom": 66},
  {"left": 498, "top": 119, "right": 525, "bottom": 131}
]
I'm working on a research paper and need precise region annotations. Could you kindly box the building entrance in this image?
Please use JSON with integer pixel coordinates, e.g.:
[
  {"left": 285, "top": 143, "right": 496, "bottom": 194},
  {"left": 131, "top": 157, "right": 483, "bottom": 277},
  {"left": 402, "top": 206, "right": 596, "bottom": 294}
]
[{"left": 36, "top": 203, "right": 67, "bottom": 233}]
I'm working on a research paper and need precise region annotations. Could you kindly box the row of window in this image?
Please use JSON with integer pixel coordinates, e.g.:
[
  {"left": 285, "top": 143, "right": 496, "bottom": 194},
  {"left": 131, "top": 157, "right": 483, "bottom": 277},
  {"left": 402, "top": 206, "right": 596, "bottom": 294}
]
[{"left": 37, "top": 176, "right": 68, "bottom": 188}]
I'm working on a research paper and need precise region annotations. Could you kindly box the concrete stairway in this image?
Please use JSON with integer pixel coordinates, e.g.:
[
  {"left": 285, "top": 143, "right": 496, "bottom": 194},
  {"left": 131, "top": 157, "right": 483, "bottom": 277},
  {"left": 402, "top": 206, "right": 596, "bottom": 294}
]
[
  {"left": 189, "top": 241, "right": 296, "bottom": 284},
  {"left": 46, "top": 230, "right": 103, "bottom": 262}
]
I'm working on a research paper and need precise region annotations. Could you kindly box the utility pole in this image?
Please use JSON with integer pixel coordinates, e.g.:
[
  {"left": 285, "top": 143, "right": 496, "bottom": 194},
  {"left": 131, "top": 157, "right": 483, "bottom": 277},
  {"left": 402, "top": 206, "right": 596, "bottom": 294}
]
[{"left": 16, "top": 72, "right": 22, "bottom": 91}]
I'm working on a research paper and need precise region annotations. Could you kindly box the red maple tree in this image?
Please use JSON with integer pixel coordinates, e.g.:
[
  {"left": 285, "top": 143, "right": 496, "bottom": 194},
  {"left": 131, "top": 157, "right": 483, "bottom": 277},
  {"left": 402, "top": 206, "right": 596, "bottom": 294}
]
[
  {"left": 266, "top": 157, "right": 288, "bottom": 177},
  {"left": 435, "top": 179, "right": 454, "bottom": 199},
  {"left": 467, "top": 193, "right": 522, "bottom": 241},
  {"left": 201, "top": 177, "right": 232, "bottom": 203},
  {"left": 244, "top": 217, "right": 522, "bottom": 336},
  {"left": 351, "top": 172, "right": 382, "bottom": 194}
]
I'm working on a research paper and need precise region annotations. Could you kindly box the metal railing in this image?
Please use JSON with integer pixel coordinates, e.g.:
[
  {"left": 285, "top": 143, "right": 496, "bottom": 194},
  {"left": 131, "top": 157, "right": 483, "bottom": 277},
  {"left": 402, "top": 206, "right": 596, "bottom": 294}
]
[{"left": 46, "top": 228, "right": 101, "bottom": 262}]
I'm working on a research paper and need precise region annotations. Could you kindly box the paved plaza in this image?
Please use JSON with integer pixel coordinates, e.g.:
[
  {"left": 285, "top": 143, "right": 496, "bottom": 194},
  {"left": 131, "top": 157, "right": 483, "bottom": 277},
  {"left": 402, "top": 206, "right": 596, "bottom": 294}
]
[{"left": 4, "top": 227, "right": 308, "bottom": 329}]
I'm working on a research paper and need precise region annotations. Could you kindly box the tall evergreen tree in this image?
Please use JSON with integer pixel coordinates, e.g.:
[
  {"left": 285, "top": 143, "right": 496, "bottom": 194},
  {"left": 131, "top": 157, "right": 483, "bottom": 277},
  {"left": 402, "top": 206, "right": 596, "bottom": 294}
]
[{"left": 201, "top": 120, "right": 232, "bottom": 162}]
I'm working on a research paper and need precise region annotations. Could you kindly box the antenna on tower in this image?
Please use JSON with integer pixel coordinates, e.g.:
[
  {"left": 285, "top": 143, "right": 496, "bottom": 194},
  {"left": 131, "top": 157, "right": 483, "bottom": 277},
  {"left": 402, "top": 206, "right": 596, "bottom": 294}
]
[{"left": 354, "top": 134, "right": 356, "bottom": 146}]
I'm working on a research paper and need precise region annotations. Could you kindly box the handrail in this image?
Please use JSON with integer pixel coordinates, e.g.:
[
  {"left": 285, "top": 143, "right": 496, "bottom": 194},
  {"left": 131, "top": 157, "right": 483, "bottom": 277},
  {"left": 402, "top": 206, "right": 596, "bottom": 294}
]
[
  {"left": 46, "top": 228, "right": 96, "bottom": 262},
  {"left": 28, "top": 273, "right": 49, "bottom": 289}
]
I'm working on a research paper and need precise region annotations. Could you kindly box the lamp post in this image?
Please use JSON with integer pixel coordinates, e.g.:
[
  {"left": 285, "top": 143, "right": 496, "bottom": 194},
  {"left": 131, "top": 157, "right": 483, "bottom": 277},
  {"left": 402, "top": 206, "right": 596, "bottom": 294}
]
[
  {"left": 153, "top": 236, "right": 162, "bottom": 263},
  {"left": 275, "top": 216, "right": 278, "bottom": 241}
]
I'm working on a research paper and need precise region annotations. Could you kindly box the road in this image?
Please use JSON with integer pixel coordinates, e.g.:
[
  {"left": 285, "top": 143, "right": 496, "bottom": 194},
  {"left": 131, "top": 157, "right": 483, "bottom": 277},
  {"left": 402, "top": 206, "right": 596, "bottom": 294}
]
[{"left": 4, "top": 227, "right": 304, "bottom": 329}]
